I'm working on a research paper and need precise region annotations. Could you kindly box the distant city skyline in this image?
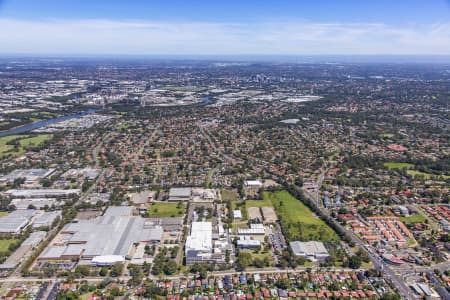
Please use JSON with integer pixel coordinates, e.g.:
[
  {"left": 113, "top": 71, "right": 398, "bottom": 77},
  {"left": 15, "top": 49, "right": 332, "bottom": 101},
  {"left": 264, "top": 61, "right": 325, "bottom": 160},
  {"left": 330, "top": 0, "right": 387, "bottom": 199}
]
[{"left": 1, "top": 0, "right": 450, "bottom": 55}]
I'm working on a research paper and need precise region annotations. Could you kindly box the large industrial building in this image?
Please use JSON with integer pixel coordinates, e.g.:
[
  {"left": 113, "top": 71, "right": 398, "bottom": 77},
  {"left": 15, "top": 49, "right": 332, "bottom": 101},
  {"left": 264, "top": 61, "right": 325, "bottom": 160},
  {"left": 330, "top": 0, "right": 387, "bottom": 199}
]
[
  {"left": 10, "top": 198, "right": 59, "bottom": 210},
  {"left": 237, "top": 236, "right": 261, "bottom": 249},
  {"left": 0, "top": 210, "right": 36, "bottom": 235},
  {"left": 237, "top": 223, "right": 265, "bottom": 235},
  {"left": 185, "top": 221, "right": 227, "bottom": 265},
  {"left": 168, "top": 187, "right": 192, "bottom": 202},
  {"left": 0, "top": 231, "right": 46, "bottom": 270},
  {"left": 32, "top": 211, "right": 61, "bottom": 229},
  {"left": 4, "top": 189, "right": 80, "bottom": 199},
  {"left": 289, "top": 241, "right": 330, "bottom": 262},
  {"left": 0, "top": 210, "right": 61, "bottom": 234},
  {"left": 38, "top": 206, "right": 163, "bottom": 266},
  {"left": 0, "top": 169, "right": 55, "bottom": 187}
]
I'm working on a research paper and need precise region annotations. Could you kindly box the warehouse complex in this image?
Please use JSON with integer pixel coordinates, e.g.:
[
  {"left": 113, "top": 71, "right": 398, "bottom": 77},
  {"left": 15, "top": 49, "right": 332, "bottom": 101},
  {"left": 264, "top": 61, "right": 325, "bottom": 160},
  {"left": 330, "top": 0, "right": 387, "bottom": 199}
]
[
  {"left": 168, "top": 187, "right": 192, "bottom": 202},
  {"left": 0, "top": 210, "right": 61, "bottom": 235},
  {"left": 290, "top": 241, "right": 330, "bottom": 262},
  {"left": 185, "top": 221, "right": 228, "bottom": 265},
  {"left": 0, "top": 169, "right": 55, "bottom": 187},
  {"left": 0, "top": 210, "right": 38, "bottom": 234},
  {"left": 4, "top": 189, "right": 80, "bottom": 199},
  {"left": 38, "top": 206, "right": 163, "bottom": 266}
]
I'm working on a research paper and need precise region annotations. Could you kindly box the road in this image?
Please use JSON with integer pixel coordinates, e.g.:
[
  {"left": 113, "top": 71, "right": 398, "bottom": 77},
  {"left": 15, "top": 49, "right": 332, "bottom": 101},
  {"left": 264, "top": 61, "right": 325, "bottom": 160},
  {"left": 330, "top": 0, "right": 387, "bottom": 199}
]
[
  {"left": 0, "top": 266, "right": 368, "bottom": 284},
  {"left": 397, "top": 260, "right": 450, "bottom": 274},
  {"left": 300, "top": 168, "right": 417, "bottom": 300}
]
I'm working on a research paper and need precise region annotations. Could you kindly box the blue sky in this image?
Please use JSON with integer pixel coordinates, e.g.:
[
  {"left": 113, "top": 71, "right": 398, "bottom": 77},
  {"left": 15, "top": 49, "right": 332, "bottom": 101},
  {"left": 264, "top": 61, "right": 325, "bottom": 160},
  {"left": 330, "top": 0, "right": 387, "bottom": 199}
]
[{"left": 0, "top": 0, "right": 449, "bottom": 55}]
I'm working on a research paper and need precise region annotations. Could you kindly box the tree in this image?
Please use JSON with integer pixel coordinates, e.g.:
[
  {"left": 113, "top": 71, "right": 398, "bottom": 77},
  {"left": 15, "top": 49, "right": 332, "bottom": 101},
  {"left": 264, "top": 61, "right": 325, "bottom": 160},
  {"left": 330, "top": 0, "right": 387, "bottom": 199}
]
[
  {"left": 99, "top": 267, "right": 108, "bottom": 277},
  {"left": 110, "top": 287, "right": 121, "bottom": 297},
  {"left": 253, "top": 258, "right": 264, "bottom": 268},
  {"left": 356, "top": 248, "right": 370, "bottom": 263},
  {"left": 275, "top": 279, "right": 290, "bottom": 289},
  {"left": 74, "top": 265, "right": 90, "bottom": 277},
  {"left": 380, "top": 292, "right": 401, "bottom": 300},
  {"left": 236, "top": 252, "right": 252, "bottom": 271},
  {"left": 163, "top": 260, "right": 177, "bottom": 275},
  {"left": 111, "top": 263, "right": 123, "bottom": 277},
  {"left": 348, "top": 255, "right": 362, "bottom": 269},
  {"left": 128, "top": 265, "right": 144, "bottom": 286}
]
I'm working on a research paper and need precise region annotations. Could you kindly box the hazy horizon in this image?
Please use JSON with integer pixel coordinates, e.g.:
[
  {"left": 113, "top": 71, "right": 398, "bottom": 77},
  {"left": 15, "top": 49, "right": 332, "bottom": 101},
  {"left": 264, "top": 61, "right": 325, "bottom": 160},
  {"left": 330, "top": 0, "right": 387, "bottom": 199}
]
[{"left": 0, "top": 0, "right": 450, "bottom": 56}]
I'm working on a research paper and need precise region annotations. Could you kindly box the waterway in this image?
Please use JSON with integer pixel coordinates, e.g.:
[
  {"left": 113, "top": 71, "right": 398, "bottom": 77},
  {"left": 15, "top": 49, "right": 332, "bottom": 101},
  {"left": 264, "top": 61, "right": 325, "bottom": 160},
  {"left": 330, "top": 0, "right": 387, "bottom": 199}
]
[{"left": 0, "top": 109, "right": 97, "bottom": 137}]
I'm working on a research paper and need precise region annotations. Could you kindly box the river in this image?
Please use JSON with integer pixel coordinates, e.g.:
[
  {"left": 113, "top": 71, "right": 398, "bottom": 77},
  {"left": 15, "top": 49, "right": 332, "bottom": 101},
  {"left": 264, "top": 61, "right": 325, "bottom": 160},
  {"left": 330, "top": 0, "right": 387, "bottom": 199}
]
[{"left": 0, "top": 109, "right": 98, "bottom": 137}]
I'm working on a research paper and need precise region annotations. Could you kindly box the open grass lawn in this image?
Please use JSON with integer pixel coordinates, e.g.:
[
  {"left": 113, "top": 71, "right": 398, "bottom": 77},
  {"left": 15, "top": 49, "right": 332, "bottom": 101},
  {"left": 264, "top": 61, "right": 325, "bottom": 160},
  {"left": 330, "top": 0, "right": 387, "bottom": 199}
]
[
  {"left": 0, "top": 239, "right": 18, "bottom": 252},
  {"left": 0, "top": 134, "right": 53, "bottom": 158},
  {"left": 232, "top": 222, "right": 248, "bottom": 233},
  {"left": 265, "top": 191, "right": 339, "bottom": 242},
  {"left": 407, "top": 237, "right": 417, "bottom": 247},
  {"left": 328, "top": 152, "right": 339, "bottom": 161},
  {"left": 116, "top": 122, "right": 130, "bottom": 130},
  {"left": 407, "top": 170, "right": 432, "bottom": 179},
  {"left": 401, "top": 213, "right": 426, "bottom": 224},
  {"left": 148, "top": 202, "right": 185, "bottom": 217},
  {"left": 0, "top": 135, "right": 19, "bottom": 158},
  {"left": 407, "top": 170, "right": 450, "bottom": 179},
  {"left": 221, "top": 188, "right": 238, "bottom": 202},
  {"left": 384, "top": 162, "right": 449, "bottom": 179},
  {"left": 241, "top": 250, "right": 274, "bottom": 266},
  {"left": 19, "top": 134, "right": 53, "bottom": 147},
  {"left": 384, "top": 162, "right": 414, "bottom": 170},
  {"left": 245, "top": 198, "right": 273, "bottom": 208},
  {"left": 0, "top": 211, "right": 8, "bottom": 218}
]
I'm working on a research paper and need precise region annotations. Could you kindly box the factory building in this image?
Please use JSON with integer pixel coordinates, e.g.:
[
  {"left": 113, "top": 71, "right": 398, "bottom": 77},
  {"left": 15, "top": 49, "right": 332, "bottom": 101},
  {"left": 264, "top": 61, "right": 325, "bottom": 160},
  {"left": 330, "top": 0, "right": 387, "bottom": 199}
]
[
  {"left": 0, "top": 210, "right": 36, "bottom": 235},
  {"left": 0, "top": 169, "right": 55, "bottom": 187},
  {"left": 185, "top": 221, "right": 227, "bottom": 265},
  {"left": 4, "top": 189, "right": 80, "bottom": 199},
  {"left": 289, "top": 241, "right": 330, "bottom": 262},
  {"left": 237, "top": 236, "right": 261, "bottom": 249},
  {"left": 237, "top": 223, "right": 265, "bottom": 235},
  {"left": 38, "top": 206, "right": 163, "bottom": 266},
  {"left": 168, "top": 187, "right": 192, "bottom": 202}
]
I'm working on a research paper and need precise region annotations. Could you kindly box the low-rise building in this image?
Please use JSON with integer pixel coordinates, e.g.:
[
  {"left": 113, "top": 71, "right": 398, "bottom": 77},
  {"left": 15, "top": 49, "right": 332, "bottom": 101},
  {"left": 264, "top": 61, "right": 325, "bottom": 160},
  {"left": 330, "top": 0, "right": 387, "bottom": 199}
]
[
  {"left": 289, "top": 241, "right": 330, "bottom": 262},
  {"left": 168, "top": 188, "right": 191, "bottom": 202}
]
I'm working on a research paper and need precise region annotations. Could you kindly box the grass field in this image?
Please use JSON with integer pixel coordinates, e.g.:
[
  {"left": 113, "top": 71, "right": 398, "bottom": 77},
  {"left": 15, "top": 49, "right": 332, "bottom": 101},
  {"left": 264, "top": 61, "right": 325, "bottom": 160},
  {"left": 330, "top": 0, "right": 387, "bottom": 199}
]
[
  {"left": 265, "top": 191, "right": 339, "bottom": 242},
  {"left": 328, "top": 152, "right": 339, "bottom": 161},
  {"left": 401, "top": 213, "right": 426, "bottom": 224},
  {"left": 116, "top": 122, "right": 130, "bottom": 130},
  {"left": 148, "top": 202, "right": 185, "bottom": 217},
  {"left": 221, "top": 189, "right": 238, "bottom": 202},
  {"left": 0, "top": 134, "right": 53, "bottom": 158},
  {"left": 245, "top": 198, "right": 273, "bottom": 208},
  {"left": 240, "top": 250, "right": 274, "bottom": 266},
  {"left": 384, "top": 162, "right": 449, "bottom": 179},
  {"left": 19, "top": 134, "right": 52, "bottom": 147},
  {"left": 384, "top": 162, "right": 414, "bottom": 170},
  {"left": 407, "top": 170, "right": 449, "bottom": 179},
  {"left": 0, "top": 212, "right": 8, "bottom": 218},
  {"left": 0, "top": 239, "right": 18, "bottom": 252},
  {"left": 0, "top": 135, "right": 19, "bottom": 157}
]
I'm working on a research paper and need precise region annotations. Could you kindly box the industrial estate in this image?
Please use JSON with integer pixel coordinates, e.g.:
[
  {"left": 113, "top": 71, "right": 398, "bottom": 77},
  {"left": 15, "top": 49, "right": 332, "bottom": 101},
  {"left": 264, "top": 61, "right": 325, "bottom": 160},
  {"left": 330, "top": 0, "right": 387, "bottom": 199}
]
[{"left": 0, "top": 58, "right": 448, "bottom": 300}]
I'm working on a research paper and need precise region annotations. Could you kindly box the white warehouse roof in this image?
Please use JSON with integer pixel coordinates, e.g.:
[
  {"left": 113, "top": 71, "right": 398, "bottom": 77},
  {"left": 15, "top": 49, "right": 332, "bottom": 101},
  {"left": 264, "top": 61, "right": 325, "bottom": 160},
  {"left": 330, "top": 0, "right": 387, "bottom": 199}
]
[{"left": 185, "top": 221, "right": 212, "bottom": 252}]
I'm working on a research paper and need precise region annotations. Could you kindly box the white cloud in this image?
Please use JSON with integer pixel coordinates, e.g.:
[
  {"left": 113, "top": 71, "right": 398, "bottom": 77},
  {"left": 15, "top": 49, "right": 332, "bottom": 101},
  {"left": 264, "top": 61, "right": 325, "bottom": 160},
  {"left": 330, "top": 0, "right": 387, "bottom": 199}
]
[{"left": 0, "top": 18, "right": 449, "bottom": 55}]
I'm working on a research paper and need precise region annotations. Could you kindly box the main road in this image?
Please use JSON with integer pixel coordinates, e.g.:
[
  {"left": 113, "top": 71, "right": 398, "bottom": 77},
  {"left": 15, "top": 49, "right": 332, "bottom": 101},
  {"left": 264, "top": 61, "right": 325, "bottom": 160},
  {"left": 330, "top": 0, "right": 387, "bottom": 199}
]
[
  {"left": 0, "top": 266, "right": 368, "bottom": 284},
  {"left": 300, "top": 172, "right": 417, "bottom": 300}
]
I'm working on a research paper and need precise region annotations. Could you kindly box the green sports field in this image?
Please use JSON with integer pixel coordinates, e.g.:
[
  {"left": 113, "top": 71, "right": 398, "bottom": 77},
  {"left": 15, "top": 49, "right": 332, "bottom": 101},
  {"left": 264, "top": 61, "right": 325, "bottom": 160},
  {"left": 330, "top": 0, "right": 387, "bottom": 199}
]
[
  {"left": 265, "top": 191, "right": 339, "bottom": 242},
  {"left": 148, "top": 202, "right": 185, "bottom": 217}
]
